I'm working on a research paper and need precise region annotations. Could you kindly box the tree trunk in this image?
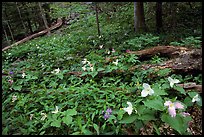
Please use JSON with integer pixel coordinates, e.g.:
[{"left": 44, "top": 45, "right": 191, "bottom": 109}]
[
  {"left": 135, "top": 2, "right": 147, "bottom": 32},
  {"left": 38, "top": 2, "right": 51, "bottom": 35},
  {"left": 134, "top": 2, "right": 137, "bottom": 32},
  {"left": 156, "top": 2, "right": 163, "bottom": 33},
  {"left": 15, "top": 2, "right": 27, "bottom": 32},
  {"left": 95, "top": 2, "right": 101, "bottom": 36}
]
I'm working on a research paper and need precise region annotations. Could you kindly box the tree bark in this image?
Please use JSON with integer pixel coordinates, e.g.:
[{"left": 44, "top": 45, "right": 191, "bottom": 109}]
[
  {"left": 156, "top": 2, "right": 163, "bottom": 33},
  {"left": 38, "top": 2, "right": 51, "bottom": 35},
  {"left": 134, "top": 2, "right": 137, "bottom": 32},
  {"left": 95, "top": 2, "right": 101, "bottom": 36},
  {"left": 15, "top": 2, "right": 27, "bottom": 32},
  {"left": 135, "top": 2, "right": 147, "bottom": 32}
]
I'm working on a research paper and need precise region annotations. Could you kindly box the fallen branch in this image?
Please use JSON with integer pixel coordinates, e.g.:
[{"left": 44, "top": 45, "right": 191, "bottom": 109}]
[
  {"left": 2, "top": 18, "right": 63, "bottom": 52},
  {"left": 177, "top": 83, "right": 202, "bottom": 93}
]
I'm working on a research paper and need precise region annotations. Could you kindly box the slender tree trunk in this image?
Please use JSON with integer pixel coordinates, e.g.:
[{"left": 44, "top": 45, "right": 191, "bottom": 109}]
[
  {"left": 134, "top": 2, "right": 137, "bottom": 32},
  {"left": 15, "top": 2, "right": 27, "bottom": 32},
  {"left": 6, "top": 21, "right": 15, "bottom": 41},
  {"left": 38, "top": 2, "right": 51, "bottom": 35},
  {"left": 95, "top": 2, "right": 101, "bottom": 36},
  {"left": 135, "top": 2, "right": 147, "bottom": 32},
  {"left": 3, "top": 26, "right": 10, "bottom": 44},
  {"left": 156, "top": 2, "right": 163, "bottom": 33}
]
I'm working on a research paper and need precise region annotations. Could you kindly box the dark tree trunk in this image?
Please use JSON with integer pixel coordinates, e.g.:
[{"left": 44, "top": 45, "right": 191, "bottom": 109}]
[
  {"left": 38, "top": 2, "right": 51, "bottom": 35},
  {"left": 135, "top": 2, "right": 147, "bottom": 32},
  {"left": 156, "top": 2, "right": 163, "bottom": 33},
  {"left": 95, "top": 2, "right": 101, "bottom": 36},
  {"left": 15, "top": 2, "right": 27, "bottom": 32}
]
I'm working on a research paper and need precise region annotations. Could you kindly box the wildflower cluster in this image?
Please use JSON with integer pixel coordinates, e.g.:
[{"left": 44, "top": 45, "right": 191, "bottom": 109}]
[
  {"left": 81, "top": 58, "right": 94, "bottom": 71},
  {"left": 102, "top": 108, "right": 112, "bottom": 120}
]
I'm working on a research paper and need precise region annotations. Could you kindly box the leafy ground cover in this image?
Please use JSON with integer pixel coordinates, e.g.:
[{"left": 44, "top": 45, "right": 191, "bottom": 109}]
[{"left": 2, "top": 3, "right": 202, "bottom": 135}]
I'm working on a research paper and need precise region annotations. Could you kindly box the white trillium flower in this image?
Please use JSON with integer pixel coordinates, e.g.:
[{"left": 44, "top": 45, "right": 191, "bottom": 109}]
[
  {"left": 30, "top": 114, "right": 34, "bottom": 120},
  {"left": 82, "top": 66, "right": 86, "bottom": 71},
  {"left": 107, "top": 51, "right": 110, "bottom": 55},
  {"left": 82, "top": 58, "right": 87, "bottom": 64},
  {"left": 123, "top": 101, "right": 133, "bottom": 115},
  {"left": 52, "top": 106, "right": 59, "bottom": 114},
  {"left": 52, "top": 68, "right": 60, "bottom": 74},
  {"left": 113, "top": 59, "right": 118, "bottom": 66},
  {"left": 12, "top": 95, "right": 17, "bottom": 102},
  {"left": 192, "top": 94, "right": 200, "bottom": 102},
  {"left": 168, "top": 77, "right": 180, "bottom": 88},
  {"left": 87, "top": 61, "right": 91, "bottom": 65},
  {"left": 22, "top": 73, "right": 26, "bottom": 78},
  {"left": 141, "top": 83, "right": 154, "bottom": 97},
  {"left": 41, "top": 113, "right": 47, "bottom": 121},
  {"left": 99, "top": 45, "right": 103, "bottom": 49}
]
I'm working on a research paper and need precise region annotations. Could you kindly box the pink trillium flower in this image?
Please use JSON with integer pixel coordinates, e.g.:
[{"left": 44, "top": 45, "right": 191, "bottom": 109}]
[
  {"left": 126, "top": 49, "right": 131, "bottom": 53},
  {"left": 164, "top": 101, "right": 184, "bottom": 117},
  {"left": 181, "top": 112, "right": 190, "bottom": 117}
]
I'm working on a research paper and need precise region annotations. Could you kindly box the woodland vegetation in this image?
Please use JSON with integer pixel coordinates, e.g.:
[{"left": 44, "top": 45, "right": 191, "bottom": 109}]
[{"left": 2, "top": 2, "right": 202, "bottom": 135}]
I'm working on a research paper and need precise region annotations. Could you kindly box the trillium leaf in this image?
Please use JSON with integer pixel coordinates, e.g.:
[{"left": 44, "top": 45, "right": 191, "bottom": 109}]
[
  {"left": 13, "top": 85, "right": 22, "bottom": 91},
  {"left": 143, "top": 96, "right": 165, "bottom": 111},
  {"left": 174, "top": 86, "right": 186, "bottom": 95},
  {"left": 51, "top": 120, "right": 61, "bottom": 128},
  {"left": 137, "top": 113, "right": 156, "bottom": 121},
  {"left": 119, "top": 114, "right": 138, "bottom": 124},
  {"left": 161, "top": 113, "right": 192, "bottom": 135},
  {"left": 62, "top": 115, "right": 72, "bottom": 126},
  {"left": 64, "top": 109, "right": 77, "bottom": 116}
]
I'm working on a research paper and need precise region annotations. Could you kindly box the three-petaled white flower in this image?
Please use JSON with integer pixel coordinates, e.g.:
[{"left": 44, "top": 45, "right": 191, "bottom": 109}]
[
  {"left": 192, "top": 94, "right": 200, "bottom": 102},
  {"left": 30, "top": 114, "right": 34, "bottom": 120},
  {"left": 141, "top": 83, "right": 154, "bottom": 97},
  {"left": 82, "top": 66, "right": 86, "bottom": 71},
  {"left": 22, "top": 73, "right": 26, "bottom": 78},
  {"left": 113, "top": 59, "right": 118, "bottom": 66},
  {"left": 164, "top": 101, "right": 184, "bottom": 117},
  {"left": 51, "top": 68, "right": 60, "bottom": 74},
  {"left": 41, "top": 113, "right": 47, "bottom": 121},
  {"left": 52, "top": 106, "right": 59, "bottom": 114},
  {"left": 12, "top": 95, "right": 17, "bottom": 102},
  {"left": 99, "top": 45, "right": 103, "bottom": 49},
  {"left": 123, "top": 101, "right": 133, "bottom": 115},
  {"left": 168, "top": 77, "right": 180, "bottom": 88},
  {"left": 82, "top": 58, "right": 87, "bottom": 64}
]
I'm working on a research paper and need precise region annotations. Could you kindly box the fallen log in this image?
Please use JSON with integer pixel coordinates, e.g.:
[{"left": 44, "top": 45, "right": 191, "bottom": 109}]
[
  {"left": 2, "top": 18, "right": 63, "bottom": 52},
  {"left": 177, "top": 83, "right": 202, "bottom": 93},
  {"left": 106, "top": 45, "right": 192, "bottom": 62}
]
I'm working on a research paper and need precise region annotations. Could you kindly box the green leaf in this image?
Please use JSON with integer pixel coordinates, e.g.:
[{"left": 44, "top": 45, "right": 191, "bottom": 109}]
[
  {"left": 137, "top": 113, "right": 156, "bottom": 121},
  {"left": 152, "top": 84, "right": 168, "bottom": 96},
  {"left": 13, "top": 85, "right": 22, "bottom": 91},
  {"left": 183, "top": 97, "right": 193, "bottom": 107},
  {"left": 161, "top": 113, "right": 192, "bottom": 134},
  {"left": 71, "top": 132, "right": 81, "bottom": 135},
  {"left": 97, "top": 67, "right": 105, "bottom": 72},
  {"left": 62, "top": 115, "right": 72, "bottom": 126},
  {"left": 39, "top": 131, "right": 45, "bottom": 135},
  {"left": 143, "top": 96, "right": 165, "bottom": 111},
  {"left": 119, "top": 114, "right": 137, "bottom": 124},
  {"left": 174, "top": 86, "right": 186, "bottom": 95},
  {"left": 90, "top": 71, "right": 98, "bottom": 78},
  {"left": 153, "top": 123, "right": 161, "bottom": 135},
  {"left": 57, "top": 73, "right": 64, "bottom": 79},
  {"left": 51, "top": 119, "right": 61, "bottom": 128},
  {"left": 64, "top": 109, "right": 77, "bottom": 116},
  {"left": 93, "top": 123, "right": 100, "bottom": 135}
]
